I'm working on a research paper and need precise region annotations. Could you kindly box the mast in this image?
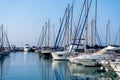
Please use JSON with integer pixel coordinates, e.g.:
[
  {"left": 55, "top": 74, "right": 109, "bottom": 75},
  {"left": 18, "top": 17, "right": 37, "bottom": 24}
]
[
  {"left": 45, "top": 22, "right": 47, "bottom": 48},
  {"left": 41, "top": 25, "right": 44, "bottom": 48},
  {"left": 76, "top": 0, "right": 92, "bottom": 50},
  {"left": 108, "top": 20, "right": 110, "bottom": 45},
  {"left": 53, "top": 24, "right": 55, "bottom": 46},
  {"left": 106, "top": 20, "right": 110, "bottom": 46},
  {"left": 67, "top": 4, "right": 70, "bottom": 47},
  {"left": 94, "top": 0, "right": 97, "bottom": 46},
  {"left": 70, "top": 0, "right": 74, "bottom": 44},
  {"left": 64, "top": 6, "right": 68, "bottom": 49},
  {"left": 85, "top": 0, "right": 88, "bottom": 54},
  {"left": 48, "top": 19, "right": 50, "bottom": 47},
  {"left": 53, "top": 8, "right": 67, "bottom": 48},
  {"left": 91, "top": 19, "right": 94, "bottom": 46},
  {"left": 71, "top": 0, "right": 86, "bottom": 50}
]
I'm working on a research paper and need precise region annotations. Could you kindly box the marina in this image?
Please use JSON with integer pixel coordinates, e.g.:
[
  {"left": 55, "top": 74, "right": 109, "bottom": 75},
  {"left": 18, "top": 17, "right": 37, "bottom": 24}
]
[{"left": 0, "top": 0, "right": 120, "bottom": 80}]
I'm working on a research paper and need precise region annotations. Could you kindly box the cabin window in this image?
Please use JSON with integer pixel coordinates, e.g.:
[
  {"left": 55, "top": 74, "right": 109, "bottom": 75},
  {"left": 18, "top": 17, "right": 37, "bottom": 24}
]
[
  {"left": 92, "top": 59, "right": 96, "bottom": 61},
  {"left": 58, "top": 55, "right": 63, "bottom": 57}
]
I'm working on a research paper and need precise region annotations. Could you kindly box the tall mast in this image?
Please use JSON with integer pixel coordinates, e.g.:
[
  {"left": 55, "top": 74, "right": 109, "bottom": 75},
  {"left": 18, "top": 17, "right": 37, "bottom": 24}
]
[
  {"left": 45, "top": 22, "right": 47, "bottom": 47},
  {"left": 91, "top": 19, "right": 94, "bottom": 46},
  {"left": 67, "top": 4, "right": 70, "bottom": 47},
  {"left": 48, "top": 19, "right": 50, "bottom": 47},
  {"left": 108, "top": 20, "right": 110, "bottom": 45},
  {"left": 94, "top": 0, "right": 97, "bottom": 45},
  {"left": 41, "top": 25, "right": 44, "bottom": 48},
  {"left": 85, "top": 0, "right": 88, "bottom": 53},
  {"left": 106, "top": 20, "right": 110, "bottom": 46},
  {"left": 70, "top": 0, "right": 74, "bottom": 43},
  {"left": 53, "top": 24, "right": 55, "bottom": 46},
  {"left": 64, "top": 6, "right": 68, "bottom": 48}
]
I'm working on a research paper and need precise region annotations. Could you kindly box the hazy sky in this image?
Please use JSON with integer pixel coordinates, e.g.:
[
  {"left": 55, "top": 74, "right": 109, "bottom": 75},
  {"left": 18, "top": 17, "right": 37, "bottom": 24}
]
[{"left": 0, "top": 0, "right": 120, "bottom": 47}]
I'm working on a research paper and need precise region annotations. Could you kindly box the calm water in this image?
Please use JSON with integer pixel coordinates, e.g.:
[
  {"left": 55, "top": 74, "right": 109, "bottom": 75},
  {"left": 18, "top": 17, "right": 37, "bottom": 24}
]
[{"left": 0, "top": 52, "right": 119, "bottom": 80}]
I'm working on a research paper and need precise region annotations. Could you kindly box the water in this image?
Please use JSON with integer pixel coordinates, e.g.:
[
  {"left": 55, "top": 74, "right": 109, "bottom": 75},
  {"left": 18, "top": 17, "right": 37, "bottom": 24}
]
[{"left": 0, "top": 52, "right": 119, "bottom": 80}]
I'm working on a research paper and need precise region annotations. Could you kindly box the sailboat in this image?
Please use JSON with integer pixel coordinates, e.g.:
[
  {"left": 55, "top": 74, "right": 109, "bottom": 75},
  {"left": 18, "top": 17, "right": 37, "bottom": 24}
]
[
  {"left": 68, "top": 0, "right": 116, "bottom": 67},
  {"left": 0, "top": 25, "right": 11, "bottom": 56},
  {"left": 52, "top": 44, "right": 79, "bottom": 60},
  {"left": 40, "top": 20, "right": 52, "bottom": 58},
  {"left": 52, "top": 2, "right": 74, "bottom": 60},
  {"left": 68, "top": 0, "right": 93, "bottom": 63},
  {"left": 36, "top": 19, "right": 52, "bottom": 58}
]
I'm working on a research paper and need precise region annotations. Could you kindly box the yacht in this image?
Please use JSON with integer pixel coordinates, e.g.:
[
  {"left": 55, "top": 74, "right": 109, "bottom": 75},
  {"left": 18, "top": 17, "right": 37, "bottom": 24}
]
[
  {"left": 51, "top": 45, "right": 78, "bottom": 60},
  {"left": 52, "top": 50, "right": 69, "bottom": 60},
  {"left": 24, "top": 44, "right": 30, "bottom": 52},
  {"left": 51, "top": 46, "right": 70, "bottom": 60},
  {"left": 68, "top": 46, "right": 116, "bottom": 66}
]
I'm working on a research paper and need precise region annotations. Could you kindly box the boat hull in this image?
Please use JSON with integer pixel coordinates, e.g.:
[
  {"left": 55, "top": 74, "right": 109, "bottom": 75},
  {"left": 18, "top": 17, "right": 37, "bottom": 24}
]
[
  {"left": 52, "top": 51, "right": 69, "bottom": 60},
  {"left": 40, "top": 50, "right": 52, "bottom": 58},
  {"left": 69, "top": 51, "right": 114, "bottom": 67}
]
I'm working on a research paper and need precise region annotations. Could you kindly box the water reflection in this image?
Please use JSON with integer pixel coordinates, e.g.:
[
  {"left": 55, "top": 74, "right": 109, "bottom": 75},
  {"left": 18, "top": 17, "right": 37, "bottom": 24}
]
[
  {"left": 52, "top": 61, "right": 101, "bottom": 80},
  {"left": 51, "top": 60, "right": 120, "bottom": 80},
  {"left": 52, "top": 61, "right": 69, "bottom": 80},
  {"left": 38, "top": 54, "right": 52, "bottom": 80},
  {"left": 0, "top": 55, "right": 10, "bottom": 80},
  {"left": 69, "top": 64, "right": 101, "bottom": 80},
  {"left": 0, "top": 52, "right": 119, "bottom": 80}
]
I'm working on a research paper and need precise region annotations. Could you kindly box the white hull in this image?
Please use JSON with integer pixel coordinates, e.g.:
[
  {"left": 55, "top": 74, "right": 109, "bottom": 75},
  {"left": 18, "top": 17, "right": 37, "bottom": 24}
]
[
  {"left": 24, "top": 44, "right": 30, "bottom": 52},
  {"left": 68, "top": 46, "right": 117, "bottom": 67},
  {"left": 52, "top": 51, "right": 69, "bottom": 60},
  {"left": 69, "top": 52, "right": 114, "bottom": 67},
  {"left": 110, "top": 61, "right": 120, "bottom": 77},
  {"left": 68, "top": 54, "right": 101, "bottom": 66},
  {"left": 41, "top": 50, "right": 51, "bottom": 54},
  {"left": 24, "top": 48, "right": 30, "bottom": 52},
  {"left": 77, "top": 59, "right": 101, "bottom": 66}
]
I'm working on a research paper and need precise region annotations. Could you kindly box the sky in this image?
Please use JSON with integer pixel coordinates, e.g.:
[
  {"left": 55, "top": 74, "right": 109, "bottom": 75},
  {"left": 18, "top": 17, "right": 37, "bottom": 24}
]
[{"left": 0, "top": 0, "right": 120, "bottom": 47}]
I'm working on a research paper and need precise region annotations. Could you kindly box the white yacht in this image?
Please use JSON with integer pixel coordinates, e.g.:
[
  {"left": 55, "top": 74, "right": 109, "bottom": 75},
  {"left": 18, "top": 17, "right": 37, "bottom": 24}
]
[
  {"left": 52, "top": 50, "right": 69, "bottom": 60},
  {"left": 51, "top": 46, "right": 70, "bottom": 60},
  {"left": 51, "top": 45, "right": 78, "bottom": 60},
  {"left": 68, "top": 46, "right": 116, "bottom": 66},
  {"left": 24, "top": 44, "right": 30, "bottom": 52}
]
